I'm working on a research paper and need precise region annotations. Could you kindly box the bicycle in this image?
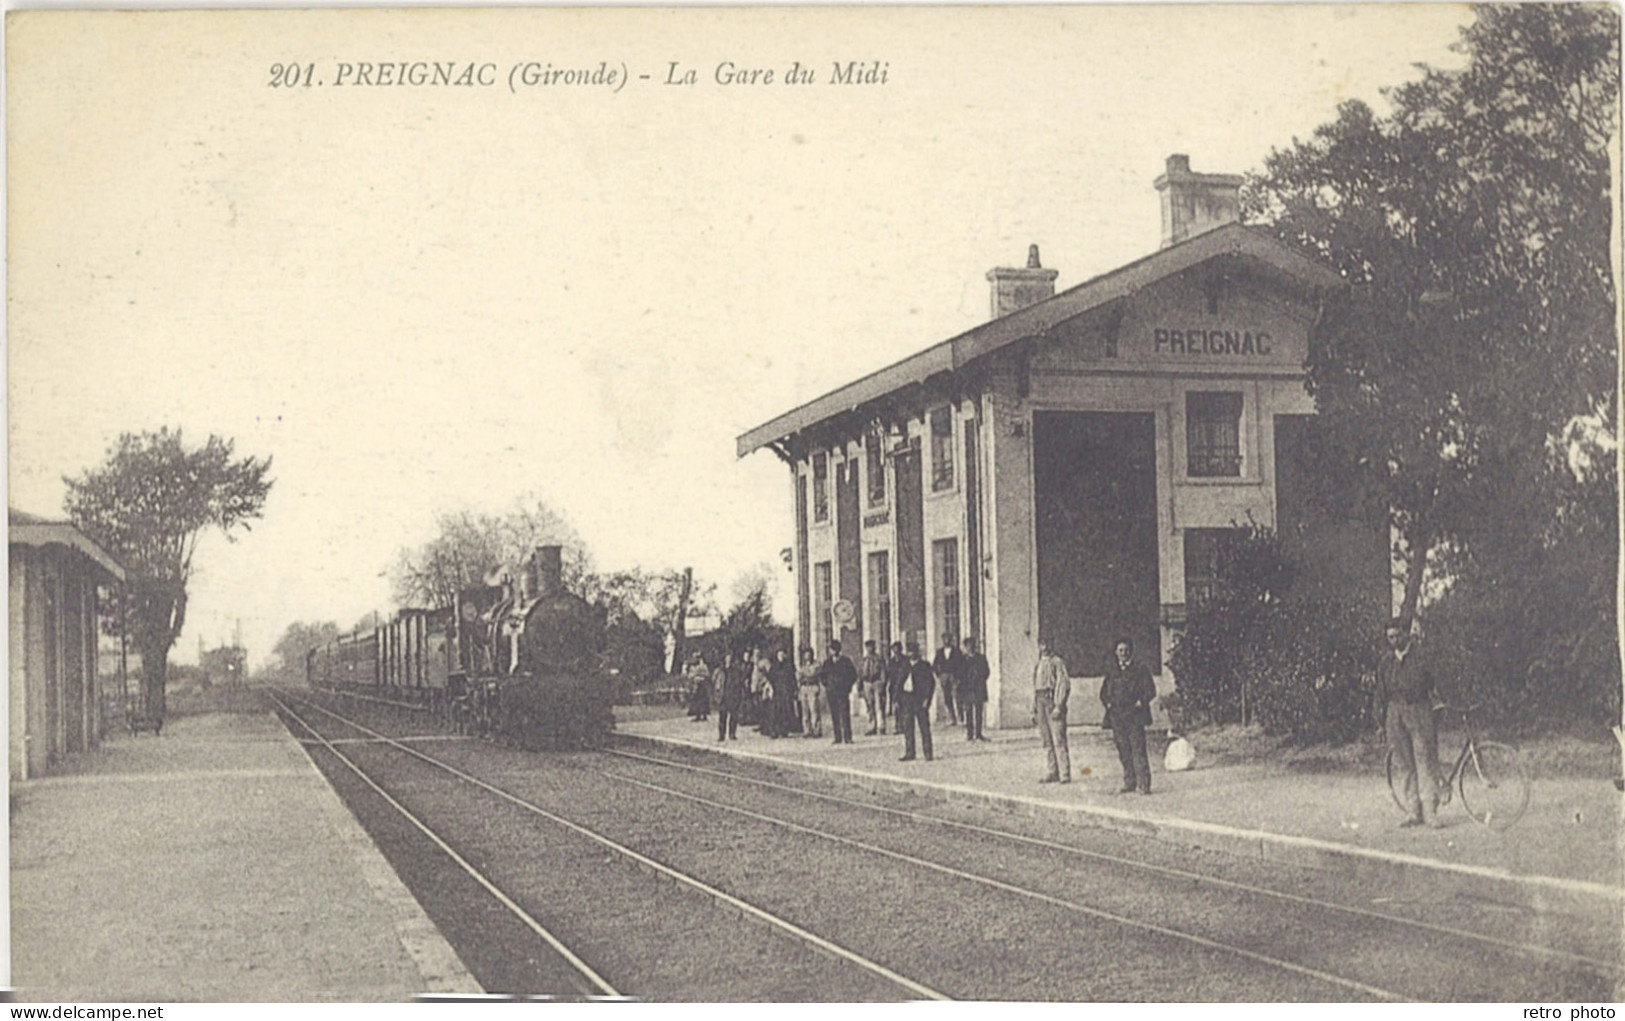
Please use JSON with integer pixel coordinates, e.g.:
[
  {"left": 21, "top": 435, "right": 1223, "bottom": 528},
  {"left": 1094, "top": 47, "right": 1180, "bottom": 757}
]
[{"left": 1386, "top": 702, "right": 1530, "bottom": 830}]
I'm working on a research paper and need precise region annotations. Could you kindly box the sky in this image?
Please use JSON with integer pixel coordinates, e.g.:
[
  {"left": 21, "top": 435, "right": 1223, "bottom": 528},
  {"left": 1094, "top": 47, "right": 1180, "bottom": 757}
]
[{"left": 7, "top": 4, "right": 1474, "bottom": 669}]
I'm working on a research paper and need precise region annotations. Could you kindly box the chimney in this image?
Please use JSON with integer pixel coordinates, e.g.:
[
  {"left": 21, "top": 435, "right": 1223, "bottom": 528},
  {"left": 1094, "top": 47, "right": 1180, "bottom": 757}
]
[
  {"left": 986, "top": 244, "right": 1058, "bottom": 319},
  {"left": 534, "top": 546, "right": 563, "bottom": 598},
  {"left": 1154, "top": 154, "right": 1244, "bottom": 248}
]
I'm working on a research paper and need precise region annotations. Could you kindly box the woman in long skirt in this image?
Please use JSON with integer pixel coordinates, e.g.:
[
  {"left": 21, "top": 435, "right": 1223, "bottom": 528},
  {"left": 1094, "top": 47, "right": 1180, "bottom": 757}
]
[
  {"left": 765, "top": 647, "right": 796, "bottom": 738},
  {"left": 685, "top": 654, "right": 711, "bottom": 721}
]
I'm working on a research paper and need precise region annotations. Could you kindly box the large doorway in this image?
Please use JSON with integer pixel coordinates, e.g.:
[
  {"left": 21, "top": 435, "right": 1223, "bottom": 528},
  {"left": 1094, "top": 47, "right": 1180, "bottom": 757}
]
[
  {"left": 894, "top": 447, "right": 927, "bottom": 652},
  {"left": 835, "top": 460, "right": 864, "bottom": 651},
  {"left": 1033, "top": 411, "right": 1161, "bottom": 675}
]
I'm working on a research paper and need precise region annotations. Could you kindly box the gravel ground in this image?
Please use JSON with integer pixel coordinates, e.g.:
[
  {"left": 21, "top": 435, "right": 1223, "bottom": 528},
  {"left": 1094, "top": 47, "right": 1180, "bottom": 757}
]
[{"left": 279, "top": 691, "right": 1621, "bottom": 1002}]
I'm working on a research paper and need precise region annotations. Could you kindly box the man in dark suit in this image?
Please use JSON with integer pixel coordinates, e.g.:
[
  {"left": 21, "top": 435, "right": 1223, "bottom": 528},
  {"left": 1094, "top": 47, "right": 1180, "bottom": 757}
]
[
  {"left": 716, "top": 652, "right": 749, "bottom": 742},
  {"left": 959, "top": 637, "right": 990, "bottom": 741},
  {"left": 821, "top": 640, "right": 859, "bottom": 744},
  {"left": 893, "top": 641, "right": 935, "bottom": 761},
  {"left": 883, "top": 641, "right": 909, "bottom": 736},
  {"left": 1100, "top": 637, "right": 1157, "bottom": 794},
  {"left": 1379, "top": 617, "right": 1442, "bottom": 828}
]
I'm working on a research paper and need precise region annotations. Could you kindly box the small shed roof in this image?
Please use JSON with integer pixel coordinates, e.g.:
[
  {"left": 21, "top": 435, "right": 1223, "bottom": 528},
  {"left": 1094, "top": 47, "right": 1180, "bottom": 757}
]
[
  {"left": 737, "top": 223, "right": 1345, "bottom": 458},
  {"left": 9, "top": 508, "right": 127, "bottom": 582}
]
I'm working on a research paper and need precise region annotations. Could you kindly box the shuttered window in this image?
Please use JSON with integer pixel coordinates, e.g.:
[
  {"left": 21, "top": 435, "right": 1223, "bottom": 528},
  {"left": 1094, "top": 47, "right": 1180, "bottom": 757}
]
[{"left": 1187, "top": 391, "right": 1243, "bottom": 477}]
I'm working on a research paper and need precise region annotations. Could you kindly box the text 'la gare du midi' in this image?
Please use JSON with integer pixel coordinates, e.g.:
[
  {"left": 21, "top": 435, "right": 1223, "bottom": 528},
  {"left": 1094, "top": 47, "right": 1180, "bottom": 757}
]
[{"left": 267, "top": 60, "right": 890, "bottom": 90}]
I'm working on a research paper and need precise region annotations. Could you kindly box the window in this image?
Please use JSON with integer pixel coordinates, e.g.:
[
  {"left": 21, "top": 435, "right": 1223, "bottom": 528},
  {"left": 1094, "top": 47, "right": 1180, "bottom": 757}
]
[
  {"left": 814, "top": 561, "right": 834, "bottom": 654},
  {"left": 811, "top": 452, "right": 830, "bottom": 522},
  {"left": 932, "top": 538, "right": 960, "bottom": 646},
  {"left": 866, "top": 427, "right": 886, "bottom": 507},
  {"left": 930, "top": 407, "right": 955, "bottom": 491},
  {"left": 868, "top": 551, "right": 891, "bottom": 649},
  {"left": 1187, "top": 391, "right": 1243, "bottom": 477},
  {"left": 1184, "top": 528, "right": 1241, "bottom": 608}
]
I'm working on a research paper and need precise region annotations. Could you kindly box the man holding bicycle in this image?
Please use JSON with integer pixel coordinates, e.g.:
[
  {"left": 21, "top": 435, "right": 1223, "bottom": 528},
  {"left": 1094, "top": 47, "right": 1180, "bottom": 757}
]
[{"left": 1380, "top": 617, "right": 1443, "bottom": 829}]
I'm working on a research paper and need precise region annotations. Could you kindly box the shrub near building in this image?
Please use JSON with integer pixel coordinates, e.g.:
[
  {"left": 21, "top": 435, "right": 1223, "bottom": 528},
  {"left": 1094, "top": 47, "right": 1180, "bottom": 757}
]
[{"left": 1168, "top": 526, "right": 1382, "bottom": 743}]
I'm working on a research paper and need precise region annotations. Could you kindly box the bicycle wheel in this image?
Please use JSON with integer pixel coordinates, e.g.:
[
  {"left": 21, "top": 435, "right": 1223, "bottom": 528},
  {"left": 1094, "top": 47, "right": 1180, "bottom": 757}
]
[{"left": 1457, "top": 740, "right": 1530, "bottom": 830}]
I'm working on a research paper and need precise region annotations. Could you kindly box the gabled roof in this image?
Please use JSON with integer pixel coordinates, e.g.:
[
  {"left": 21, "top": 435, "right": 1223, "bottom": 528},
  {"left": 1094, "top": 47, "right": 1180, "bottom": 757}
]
[
  {"left": 737, "top": 222, "right": 1344, "bottom": 458},
  {"left": 9, "top": 508, "right": 126, "bottom": 581}
]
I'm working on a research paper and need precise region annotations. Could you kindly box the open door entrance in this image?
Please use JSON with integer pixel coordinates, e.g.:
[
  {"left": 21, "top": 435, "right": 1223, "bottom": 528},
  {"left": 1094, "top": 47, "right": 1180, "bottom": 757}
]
[
  {"left": 1032, "top": 411, "right": 1161, "bottom": 675},
  {"left": 894, "top": 446, "right": 927, "bottom": 652}
]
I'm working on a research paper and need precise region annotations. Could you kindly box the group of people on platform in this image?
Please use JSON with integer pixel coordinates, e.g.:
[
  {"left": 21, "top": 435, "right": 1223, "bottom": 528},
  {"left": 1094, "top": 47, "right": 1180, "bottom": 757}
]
[
  {"left": 682, "top": 629, "right": 1160, "bottom": 794},
  {"left": 683, "top": 636, "right": 992, "bottom": 757},
  {"left": 681, "top": 614, "right": 1445, "bottom": 821}
]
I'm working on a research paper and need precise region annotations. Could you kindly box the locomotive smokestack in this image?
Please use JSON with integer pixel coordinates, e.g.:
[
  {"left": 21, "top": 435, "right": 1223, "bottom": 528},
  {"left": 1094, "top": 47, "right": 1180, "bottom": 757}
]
[{"left": 535, "top": 546, "right": 563, "bottom": 598}]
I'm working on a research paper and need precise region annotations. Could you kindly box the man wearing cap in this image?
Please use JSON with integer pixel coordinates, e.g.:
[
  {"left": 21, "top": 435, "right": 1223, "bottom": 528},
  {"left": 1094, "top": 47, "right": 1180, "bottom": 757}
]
[
  {"left": 821, "top": 640, "right": 859, "bottom": 745},
  {"left": 1033, "top": 637, "right": 1071, "bottom": 783},
  {"left": 893, "top": 642, "right": 936, "bottom": 762},
  {"left": 859, "top": 639, "right": 887, "bottom": 736},
  {"left": 960, "top": 636, "right": 990, "bottom": 742},
  {"left": 883, "top": 641, "right": 908, "bottom": 736},
  {"left": 1380, "top": 617, "right": 1442, "bottom": 828},
  {"left": 932, "top": 636, "right": 963, "bottom": 727}
]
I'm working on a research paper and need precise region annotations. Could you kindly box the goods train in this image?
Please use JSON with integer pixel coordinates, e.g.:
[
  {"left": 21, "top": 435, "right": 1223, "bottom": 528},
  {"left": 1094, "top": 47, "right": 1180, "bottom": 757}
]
[{"left": 306, "top": 545, "right": 612, "bottom": 748}]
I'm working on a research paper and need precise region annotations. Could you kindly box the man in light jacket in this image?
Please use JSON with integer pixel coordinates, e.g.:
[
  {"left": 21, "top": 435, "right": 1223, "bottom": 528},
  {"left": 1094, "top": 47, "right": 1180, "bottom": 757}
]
[{"left": 1033, "top": 637, "right": 1071, "bottom": 783}]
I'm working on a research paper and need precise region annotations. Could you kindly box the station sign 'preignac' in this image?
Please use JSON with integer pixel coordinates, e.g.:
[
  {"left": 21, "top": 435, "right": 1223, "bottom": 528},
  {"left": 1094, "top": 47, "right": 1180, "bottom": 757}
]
[{"left": 1152, "top": 327, "right": 1272, "bottom": 357}]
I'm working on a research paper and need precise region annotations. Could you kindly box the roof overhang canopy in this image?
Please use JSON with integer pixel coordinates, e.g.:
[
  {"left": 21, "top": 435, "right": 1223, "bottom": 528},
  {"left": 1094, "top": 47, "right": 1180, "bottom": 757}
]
[
  {"left": 738, "top": 223, "right": 1345, "bottom": 459},
  {"left": 9, "top": 511, "right": 127, "bottom": 582}
]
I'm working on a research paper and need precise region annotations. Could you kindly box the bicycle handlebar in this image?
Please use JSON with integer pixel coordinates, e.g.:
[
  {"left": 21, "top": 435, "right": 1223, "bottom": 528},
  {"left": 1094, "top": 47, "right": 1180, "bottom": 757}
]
[{"left": 1435, "top": 701, "right": 1482, "bottom": 715}]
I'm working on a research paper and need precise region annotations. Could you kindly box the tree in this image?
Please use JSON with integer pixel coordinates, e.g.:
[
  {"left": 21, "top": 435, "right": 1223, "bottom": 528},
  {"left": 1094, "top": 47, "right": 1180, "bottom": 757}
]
[
  {"left": 391, "top": 496, "right": 593, "bottom": 608},
  {"left": 261, "top": 620, "right": 342, "bottom": 686},
  {"left": 718, "top": 563, "right": 789, "bottom": 660},
  {"left": 65, "top": 428, "right": 273, "bottom": 718},
  {"left": 1246, "top": 5, "right": 1619, "bottom": 721},
  {"left": 584, "top": 567, "right": 715, "bottom": 684}
]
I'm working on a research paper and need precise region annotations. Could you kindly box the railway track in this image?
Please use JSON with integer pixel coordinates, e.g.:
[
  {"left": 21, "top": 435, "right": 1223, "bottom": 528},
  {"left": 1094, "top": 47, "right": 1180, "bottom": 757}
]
[
  {"left": 274, "top": 689, "right": 1620, "bottom": 1001},
  {"left": 601, "top": 745, "right": 1622, "bottom": 978},
  {"left": 273, "top": 691, "right": 618, "bottom": 998},
  {"left": 271, "top": 689, "right": 946, "bottom": 1000}
]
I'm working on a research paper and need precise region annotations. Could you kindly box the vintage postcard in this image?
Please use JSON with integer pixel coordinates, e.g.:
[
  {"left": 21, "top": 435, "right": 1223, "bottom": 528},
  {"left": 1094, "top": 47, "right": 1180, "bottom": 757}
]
[{"left": 8, "top": 4, "right": 1620, "bottom": 1007}]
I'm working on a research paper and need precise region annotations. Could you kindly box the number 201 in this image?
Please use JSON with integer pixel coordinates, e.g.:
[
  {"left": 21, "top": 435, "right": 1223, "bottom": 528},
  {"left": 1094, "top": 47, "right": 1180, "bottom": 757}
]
[{"left": 269, "top": 63, "right": 317, "bottom": 88}]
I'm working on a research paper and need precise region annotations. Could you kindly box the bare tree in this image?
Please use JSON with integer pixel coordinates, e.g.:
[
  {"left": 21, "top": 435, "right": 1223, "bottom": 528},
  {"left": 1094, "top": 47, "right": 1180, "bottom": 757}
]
[{"left": 390, "top": 495, "right": 594, "bottom": 608}]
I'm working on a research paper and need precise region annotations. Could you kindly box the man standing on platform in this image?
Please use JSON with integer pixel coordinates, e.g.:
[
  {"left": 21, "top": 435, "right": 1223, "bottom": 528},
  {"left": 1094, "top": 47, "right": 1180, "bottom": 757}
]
[
  {"left": 894, "top": 641, "right": 935, "bottom": 762},
  {"left": 883, "top": 641, "right": 908, "bottom": 736},
  {"left": 1379, "top": 617, "right": 1442, "bottom": 828},
  {"left": 960, "top": 637, "right": 990, "bottom": 742},
  {"left": 933, "top": 636, "right": 962, "bottom": 726},
  {"left": 1033, "top": 637, "right": 1070, "bottom": 783},
  {"left": 797, "top": 647, "right": 823, "bottom": 738},
  {"left": 821, "top": 640, "right": 859, "bottom": 745},
  {"left": 859, "top": 639, "right": 887, "bottom": 736},
  {"left": 1100, "top": 637, "right": 1156, "bottom": 794}
]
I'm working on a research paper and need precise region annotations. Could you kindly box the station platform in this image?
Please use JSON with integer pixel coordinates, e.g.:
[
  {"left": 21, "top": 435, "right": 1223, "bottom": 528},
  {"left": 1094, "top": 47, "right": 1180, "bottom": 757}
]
[
  {"left": 618, "top": 708, "right": 1624, "bottom": 918},
  {"left": 9, "top": 711, "right": 478, "bottom": 1002}
]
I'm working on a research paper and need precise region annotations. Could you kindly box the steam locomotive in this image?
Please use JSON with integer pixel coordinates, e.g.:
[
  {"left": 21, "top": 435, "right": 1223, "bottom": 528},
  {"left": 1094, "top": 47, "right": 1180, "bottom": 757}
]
[{"left": 306, "top": 545, "right": 612, "bottom": 748}]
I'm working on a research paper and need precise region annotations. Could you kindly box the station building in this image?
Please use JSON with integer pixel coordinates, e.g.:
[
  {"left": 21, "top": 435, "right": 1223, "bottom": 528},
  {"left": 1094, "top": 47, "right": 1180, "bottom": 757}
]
[
  {"left": 738, "top": 155, "right": 1381, "bottom": 730},
  {"left": 10, "top": 508, "right": 126, "bottom": 779}
]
